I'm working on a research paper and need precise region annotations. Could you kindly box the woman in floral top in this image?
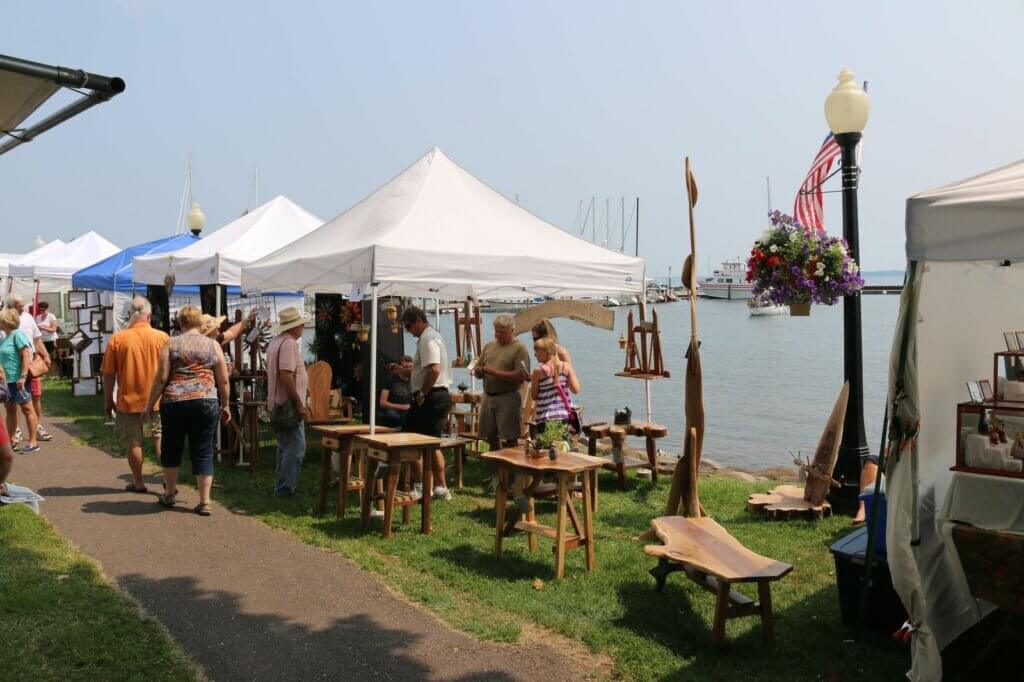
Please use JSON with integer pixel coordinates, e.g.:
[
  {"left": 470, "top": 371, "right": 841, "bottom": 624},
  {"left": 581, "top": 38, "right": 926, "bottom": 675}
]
[{"left": 146, "top": 306, "right": 230, "bottom": 516}]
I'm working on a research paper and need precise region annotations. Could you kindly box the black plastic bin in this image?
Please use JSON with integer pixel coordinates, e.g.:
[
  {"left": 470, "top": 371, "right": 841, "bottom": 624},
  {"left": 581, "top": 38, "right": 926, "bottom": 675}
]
[{"left": 829, "top": 526, "right": 906, "bottom": 631}]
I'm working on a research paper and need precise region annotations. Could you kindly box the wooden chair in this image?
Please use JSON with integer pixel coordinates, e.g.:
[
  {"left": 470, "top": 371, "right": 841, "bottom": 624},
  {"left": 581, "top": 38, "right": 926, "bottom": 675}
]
[
  {"left": 306, "top": 362, "right": 352, "bottom": 427},
  {"left": 644, "top": 516, "right": 793, "bottom": 644},
  {"left": 329, "top": 389, "right": 355, "bottom": 421},
  {"left": 448, "top": 392, "right": 483, "bottom": 463}
]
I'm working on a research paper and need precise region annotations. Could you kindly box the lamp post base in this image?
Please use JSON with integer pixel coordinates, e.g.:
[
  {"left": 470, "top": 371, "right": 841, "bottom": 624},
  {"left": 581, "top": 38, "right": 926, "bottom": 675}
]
[{"left": 830, "top": 443, "right": 871, "bottom": 514}]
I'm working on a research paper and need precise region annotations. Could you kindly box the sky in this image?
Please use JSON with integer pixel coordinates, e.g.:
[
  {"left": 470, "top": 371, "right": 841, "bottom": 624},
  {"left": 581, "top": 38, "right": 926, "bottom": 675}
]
[{"left": 3, "top": 1, "right": 1023, "bottom": 277}]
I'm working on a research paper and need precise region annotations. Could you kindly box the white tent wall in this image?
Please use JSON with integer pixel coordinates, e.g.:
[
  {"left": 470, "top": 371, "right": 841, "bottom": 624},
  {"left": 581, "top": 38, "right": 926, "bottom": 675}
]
[{"left": 886, "top": 261, "right": 1021, "bottom": 678}]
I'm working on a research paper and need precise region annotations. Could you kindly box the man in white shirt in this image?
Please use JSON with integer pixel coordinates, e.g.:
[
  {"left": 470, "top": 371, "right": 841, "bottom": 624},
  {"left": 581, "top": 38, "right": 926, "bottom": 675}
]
[
  {"left": 388, "top": 305, "right": 452, "bottom": 500},
  {"left": 6, "top": 295, "right": 51, "bottom": 443},
  {"left": 35, "top": 302, "right": 59, "bottom": 375}
]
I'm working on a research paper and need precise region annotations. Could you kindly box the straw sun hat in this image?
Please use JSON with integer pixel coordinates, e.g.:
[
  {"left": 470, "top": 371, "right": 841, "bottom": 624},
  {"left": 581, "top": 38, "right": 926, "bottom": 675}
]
[
  {"left": 199, "top": 314, "right": 227, "bottom": 338},
  {"left": 272, "top": 307, "right": 308, "bottom": 334}
]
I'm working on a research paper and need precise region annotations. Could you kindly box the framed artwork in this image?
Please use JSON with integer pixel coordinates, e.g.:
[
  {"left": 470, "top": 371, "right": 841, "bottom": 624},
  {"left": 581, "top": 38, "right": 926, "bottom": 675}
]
[
  {"left": 68, "top": 328, "right": 92, "bottom": 353},
  {"left": 967, "top": 380, "right": 984, "bottom": 404},
  {"left": 102, "top": 307, "right": 114, "bottom": 333},
  {"left": 89, "top": 353, "right": 104, "bottom": 376},
  {"left": 980, "top": 379, "right": 995, "bottom": 402},
  {"left": 89, "top": 310, "right": 103, "bottom": 332},
  {"left": 72, "top": 377, "right": 97, "bottom": 396},
  {"left": 86, "top": 290, "right": 100, "bottom": 307},
  {"left": 1006, "top": 332, "right": 1020, "bottom": 352},
  {"left": 69, "top": 290, "right": 88, "bottom": 309}
]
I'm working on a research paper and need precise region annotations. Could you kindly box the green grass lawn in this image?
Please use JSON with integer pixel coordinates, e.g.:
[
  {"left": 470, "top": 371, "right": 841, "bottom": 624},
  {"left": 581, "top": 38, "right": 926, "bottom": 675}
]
[
  {"left": 43, "top": 379, "right": 908, "bottom": 680},
  {"left": 0, "top": 504, "right": 197, "bottom": 682}
]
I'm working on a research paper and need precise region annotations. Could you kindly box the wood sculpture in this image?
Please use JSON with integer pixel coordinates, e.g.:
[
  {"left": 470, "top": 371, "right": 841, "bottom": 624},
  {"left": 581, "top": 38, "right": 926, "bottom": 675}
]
[
  {"left": 452, "top": 299, "right": 482, "bottom": 367},
  {"left": 616, "top": 302, "right": 670, "bottom": 380},
  {"left": 747, "top": 382, "right": 849, "bottom": 520},
  {"left": 665, "top": 157, "right": 706, "bottom": 517}
]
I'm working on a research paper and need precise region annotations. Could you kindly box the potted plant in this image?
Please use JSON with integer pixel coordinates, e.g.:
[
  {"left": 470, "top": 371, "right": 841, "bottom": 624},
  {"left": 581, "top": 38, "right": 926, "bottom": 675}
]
[
  {"left": 746, "top": 211, "right": 863, "bottom": 316},
  {"left": 536, "top": 420, "right": 571, "bottom": 459}
]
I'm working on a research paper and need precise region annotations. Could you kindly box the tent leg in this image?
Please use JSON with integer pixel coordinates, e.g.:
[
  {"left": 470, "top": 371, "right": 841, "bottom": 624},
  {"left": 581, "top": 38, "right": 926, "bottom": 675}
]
[
  {"left": 215, "top": 285, "right": 223, "bottom": 462},
  {"left": 435, "top": 297, "right": 440, "bottom": 330},
  {"left": 369, "top": 284, "right": 379, "bottom": 435}
]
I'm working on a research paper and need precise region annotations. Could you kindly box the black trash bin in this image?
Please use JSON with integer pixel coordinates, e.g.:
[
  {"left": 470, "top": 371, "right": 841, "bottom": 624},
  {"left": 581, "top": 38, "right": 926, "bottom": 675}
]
[{"left": 829, "top": 526, "right": 906, "bottom": 631}]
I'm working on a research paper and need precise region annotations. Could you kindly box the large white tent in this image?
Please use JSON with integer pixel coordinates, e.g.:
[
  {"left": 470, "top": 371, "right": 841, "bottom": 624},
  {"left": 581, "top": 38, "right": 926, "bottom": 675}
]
[
  {"left": 887, "top": 158, "right": 1024, "bottom": 679},
  {"left": 241, "top": 147, "right": 645, "bottom": 430},
  {"left": 133, "top": 195, "right": 324, "bottom": 287},
  {"left": 8, "top": 232, "right": 117, "bottom": 295},
  {"left": 241, "top": 148, "right": 646, "bottom": 299}
]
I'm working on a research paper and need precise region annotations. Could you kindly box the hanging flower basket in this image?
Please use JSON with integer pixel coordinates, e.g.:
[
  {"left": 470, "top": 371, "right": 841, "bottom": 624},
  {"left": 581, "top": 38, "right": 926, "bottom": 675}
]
[{"left": 746, "top": 211, "right": 863, "bottom": 313}]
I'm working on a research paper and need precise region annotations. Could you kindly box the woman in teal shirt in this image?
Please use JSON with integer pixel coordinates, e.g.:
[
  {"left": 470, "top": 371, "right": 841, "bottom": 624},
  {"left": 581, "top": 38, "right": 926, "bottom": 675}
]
[{"left": 0, "top": 308, "right": 39, "bottom": 453}]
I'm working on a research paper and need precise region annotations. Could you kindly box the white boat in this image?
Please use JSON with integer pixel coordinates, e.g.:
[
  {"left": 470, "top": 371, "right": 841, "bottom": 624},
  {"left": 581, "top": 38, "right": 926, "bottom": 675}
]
[
  {"left": 698, "top": 260, "right": 754, "bottom": 300},
  {"left": 747, "top": 295, "right": 787, "bottom": 316}
]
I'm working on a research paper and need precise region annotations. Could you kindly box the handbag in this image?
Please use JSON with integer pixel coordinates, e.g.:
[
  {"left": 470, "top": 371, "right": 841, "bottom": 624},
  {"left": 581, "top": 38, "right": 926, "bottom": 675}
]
[
  {"left": 551, "top": 371, "right": 581, "bottom": 435},
  {"left": 269, "top": 338, "right": 303, "bottom": 432},
  {"left": 27, "top": 353, "right": 49, "bottom": 379}
]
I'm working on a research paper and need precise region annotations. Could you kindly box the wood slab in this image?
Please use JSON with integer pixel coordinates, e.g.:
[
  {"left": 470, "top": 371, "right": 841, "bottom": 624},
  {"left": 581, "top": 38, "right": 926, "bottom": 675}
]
[
  {"left": 481, "top": 448, "right": 606, "bottom": 474},
  {"left": 355, "top": 432, "right": 442, "bottom": 450},
  {"left": 643, "top": 516, "right": 792, "bottom": 583},
  {"left": 311, "top": 424, "right": 395, "bottom": 437},
  {"left": 747, "top": 484, "right": 832, "bottom": 520}
]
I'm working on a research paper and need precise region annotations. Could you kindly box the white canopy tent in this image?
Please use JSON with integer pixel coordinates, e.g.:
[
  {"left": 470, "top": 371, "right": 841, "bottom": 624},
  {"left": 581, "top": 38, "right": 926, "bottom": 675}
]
[
  {"left": 132, "top": 195, "right": 325, "bottom": 287},
  {"left": 887, "top": 158, "right": 1024, "bottom": 679},
  {"left": 8, "top": 232, "right": 117, "bottom": 296},
  {"left": 241, "top": 147, "right": 646, "bottom": 431}
]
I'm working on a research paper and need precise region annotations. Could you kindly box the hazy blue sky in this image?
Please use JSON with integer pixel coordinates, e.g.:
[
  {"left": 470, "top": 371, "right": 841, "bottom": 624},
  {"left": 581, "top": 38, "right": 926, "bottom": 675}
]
[{"left": 3, "top": 1, "right": 1023, "bottom": 276}]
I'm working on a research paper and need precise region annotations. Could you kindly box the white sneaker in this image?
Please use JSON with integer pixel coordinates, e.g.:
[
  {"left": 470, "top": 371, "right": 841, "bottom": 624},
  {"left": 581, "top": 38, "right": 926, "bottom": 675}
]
[
  {"left": 369, "top": 508, "right": 385, "bottom": 519},
  {"left": 12, "top": 428, "right": 22, "bottom": 447},
  {"left": 409, "top": 484, "right": 423, "bottom": 501},
  {"left": 433, "top": 486, "right": 452, "bottom": 501}
]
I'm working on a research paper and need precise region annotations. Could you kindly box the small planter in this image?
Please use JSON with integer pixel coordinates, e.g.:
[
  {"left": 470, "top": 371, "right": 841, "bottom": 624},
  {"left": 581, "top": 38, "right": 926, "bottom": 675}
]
[{"left": 789, "top": 301, "right": 811, "bottom": 317}]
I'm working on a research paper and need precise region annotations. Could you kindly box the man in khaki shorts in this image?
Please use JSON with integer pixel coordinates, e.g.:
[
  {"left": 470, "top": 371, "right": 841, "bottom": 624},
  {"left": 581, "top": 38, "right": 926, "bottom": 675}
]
[
  {"left": 101, "top": 297, "right": 169, "bottom": 492},
  {"left": 474, "top": 314, "right": 530, "bottom": 451}
]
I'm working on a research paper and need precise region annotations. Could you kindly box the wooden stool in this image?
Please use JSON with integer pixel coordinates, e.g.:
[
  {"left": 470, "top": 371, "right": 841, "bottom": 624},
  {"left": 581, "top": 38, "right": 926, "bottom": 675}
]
[{"left": 644, "top": 516, "right": 793, "bottom": 643}]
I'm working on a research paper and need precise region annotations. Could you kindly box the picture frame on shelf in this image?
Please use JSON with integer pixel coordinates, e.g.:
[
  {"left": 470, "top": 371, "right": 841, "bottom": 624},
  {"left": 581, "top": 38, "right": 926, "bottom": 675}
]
[
  {"left": 68, "top": 290, "right": 88, "bottom": 310},
  {"left": 967, "top": 380, "right": 985, "bottom": 404},
  {"left": 980, "top": 379, "right": 995, "bottom": 402},
  {"left": 1005, "top": 332, "right": 1020, "bottom": 352}
]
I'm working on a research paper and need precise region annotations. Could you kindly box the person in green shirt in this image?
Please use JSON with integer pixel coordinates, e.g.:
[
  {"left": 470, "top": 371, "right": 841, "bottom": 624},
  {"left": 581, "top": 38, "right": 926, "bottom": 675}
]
[{"left": 474, "top": 314, "right": 530, "bottom": 450}]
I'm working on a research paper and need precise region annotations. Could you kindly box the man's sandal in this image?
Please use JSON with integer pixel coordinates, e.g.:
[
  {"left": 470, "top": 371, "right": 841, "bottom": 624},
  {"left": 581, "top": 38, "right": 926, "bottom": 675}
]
[
  {"left": 125, "top": 482, "right": 149, "bottom": 494},
  {"left": 194, "top": 502, "right": 212, "bottom": 516},
  {"left": 158, "top": 492, "right": 177, "bottom": 507}
]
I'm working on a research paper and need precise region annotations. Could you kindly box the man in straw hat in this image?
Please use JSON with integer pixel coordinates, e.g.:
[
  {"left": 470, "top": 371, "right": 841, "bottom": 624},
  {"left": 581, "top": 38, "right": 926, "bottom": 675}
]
[{"left": 266, "top": 307, "right": 309, "bottom": 496}]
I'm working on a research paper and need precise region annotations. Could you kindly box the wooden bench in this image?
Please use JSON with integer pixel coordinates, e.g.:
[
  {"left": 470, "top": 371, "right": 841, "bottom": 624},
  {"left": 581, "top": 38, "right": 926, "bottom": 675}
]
[
  {"left": 583, "top": 421, "right": 668, "bottom": 487},
  {"left": 644, "top": 516, "right": 793, "bottom": 643}
]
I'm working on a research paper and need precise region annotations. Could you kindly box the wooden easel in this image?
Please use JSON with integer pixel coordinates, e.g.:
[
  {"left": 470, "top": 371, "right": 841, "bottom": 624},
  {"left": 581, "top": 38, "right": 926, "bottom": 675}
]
[
  {"left": 452, "top": 299, "right": 482, "bottom": 367},
  {"left": 616, "top": 302, "right": 670, "bottom": 380}
]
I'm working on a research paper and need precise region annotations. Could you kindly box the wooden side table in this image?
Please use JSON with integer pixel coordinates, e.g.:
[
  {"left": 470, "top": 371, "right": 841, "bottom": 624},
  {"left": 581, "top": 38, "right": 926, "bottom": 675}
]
[
  {"left": 482, "top": 448, "right": 605, "bottom": 579},
  {"left": 583, "top": 421, "right": 668, "bottom": 487},
  {"left": 356, "top": 432, "right": 443, "bottom": 537},
  {"left": 313, "top": 425, "right": 394, "bottom": 518}
]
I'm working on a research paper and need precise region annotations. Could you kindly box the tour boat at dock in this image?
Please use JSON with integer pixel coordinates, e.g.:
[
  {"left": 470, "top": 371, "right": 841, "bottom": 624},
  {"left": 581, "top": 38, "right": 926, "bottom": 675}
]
[{"left": 698, "top": 260, "right": 754, "bottom": 300}]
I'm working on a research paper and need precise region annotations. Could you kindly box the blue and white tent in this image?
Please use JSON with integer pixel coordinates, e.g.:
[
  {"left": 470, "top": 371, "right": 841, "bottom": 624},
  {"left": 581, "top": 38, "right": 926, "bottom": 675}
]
[{"left": 72, "top": 233, "right": 200, "bottom": 292}]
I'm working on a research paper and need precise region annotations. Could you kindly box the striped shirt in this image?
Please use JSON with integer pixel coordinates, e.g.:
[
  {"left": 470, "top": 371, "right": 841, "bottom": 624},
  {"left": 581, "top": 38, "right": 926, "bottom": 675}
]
[{"left": 535, "top": 365, "right": 571, "bottom": 422}]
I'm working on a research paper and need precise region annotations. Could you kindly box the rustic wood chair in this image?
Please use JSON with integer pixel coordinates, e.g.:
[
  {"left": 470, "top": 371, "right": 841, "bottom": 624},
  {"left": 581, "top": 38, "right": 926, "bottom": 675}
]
[{"left": 644, "top": 516, "right": 793, "bottom": 644}]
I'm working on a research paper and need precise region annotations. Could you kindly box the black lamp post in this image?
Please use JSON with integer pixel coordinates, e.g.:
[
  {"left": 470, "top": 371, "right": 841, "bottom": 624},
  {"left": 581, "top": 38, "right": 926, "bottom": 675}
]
[{"left": 825, "top": 70, "right": 871, "bottom": 507}]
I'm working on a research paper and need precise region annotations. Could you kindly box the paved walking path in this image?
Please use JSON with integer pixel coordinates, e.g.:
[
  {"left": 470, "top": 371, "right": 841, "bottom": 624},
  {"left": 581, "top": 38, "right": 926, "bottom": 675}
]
[{"left": 13, "top": 418, "right": 586, "bottom": 681}]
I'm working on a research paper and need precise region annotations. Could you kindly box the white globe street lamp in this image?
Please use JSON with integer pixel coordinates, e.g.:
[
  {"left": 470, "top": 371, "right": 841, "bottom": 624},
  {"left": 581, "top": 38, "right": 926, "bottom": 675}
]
[{"left": 187, "top": 202, "right": 206, "bottom": 236}]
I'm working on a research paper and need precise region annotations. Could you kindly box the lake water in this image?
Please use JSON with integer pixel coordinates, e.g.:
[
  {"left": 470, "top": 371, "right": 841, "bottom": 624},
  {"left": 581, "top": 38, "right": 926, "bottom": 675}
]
[
  {"left": 307, "top": 281, "right": 902, "bottom": 470},
  {"left": 425, "top": 292, "right": 899, "bottom": 471}
]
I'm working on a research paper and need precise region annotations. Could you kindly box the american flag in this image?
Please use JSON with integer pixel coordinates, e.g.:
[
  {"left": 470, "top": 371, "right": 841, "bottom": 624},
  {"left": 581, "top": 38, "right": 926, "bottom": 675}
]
[{"left": 793, "top": 132, "right": 841, "bottom": 231}]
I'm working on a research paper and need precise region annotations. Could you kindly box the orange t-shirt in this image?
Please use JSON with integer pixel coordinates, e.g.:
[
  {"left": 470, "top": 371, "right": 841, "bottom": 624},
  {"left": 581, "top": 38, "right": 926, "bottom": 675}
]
[{"left": 100, "top": 322, "right": 170, "bottom": 413}]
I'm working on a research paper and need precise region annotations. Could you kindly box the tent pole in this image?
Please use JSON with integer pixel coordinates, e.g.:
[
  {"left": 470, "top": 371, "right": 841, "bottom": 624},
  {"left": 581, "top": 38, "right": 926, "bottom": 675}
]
[
  {"left": 215, "top": 284, "right": 223, "bottom": 463},
  {"left": 435, "top": 297, "right": 440, "bottom": 329},
  {"left": 369, "top": 284, "right": 379, "bottom": 435}
]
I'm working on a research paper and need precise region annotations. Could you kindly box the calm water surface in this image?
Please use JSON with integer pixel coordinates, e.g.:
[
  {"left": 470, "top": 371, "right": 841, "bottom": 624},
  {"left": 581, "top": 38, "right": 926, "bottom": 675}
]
[{"left": 435, "top": 294, "right": 900, "bottom": 470}]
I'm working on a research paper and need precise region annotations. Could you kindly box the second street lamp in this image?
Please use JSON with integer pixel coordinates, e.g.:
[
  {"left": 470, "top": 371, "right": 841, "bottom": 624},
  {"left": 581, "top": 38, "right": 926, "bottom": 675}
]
[{"left": 825, "top": 69, "right": 871, "bottom": 508}]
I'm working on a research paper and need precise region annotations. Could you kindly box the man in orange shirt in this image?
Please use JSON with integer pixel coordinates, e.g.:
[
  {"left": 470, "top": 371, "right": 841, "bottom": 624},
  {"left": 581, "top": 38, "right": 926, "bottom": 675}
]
[{"left": 101, "top": 297, "right": 169, "bottom": 492}]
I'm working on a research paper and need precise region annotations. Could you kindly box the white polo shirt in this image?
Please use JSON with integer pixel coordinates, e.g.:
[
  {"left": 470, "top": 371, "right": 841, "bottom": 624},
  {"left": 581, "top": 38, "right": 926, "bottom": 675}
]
[{"left": 411, "top": 326, "right": 452, "bottom": 392}]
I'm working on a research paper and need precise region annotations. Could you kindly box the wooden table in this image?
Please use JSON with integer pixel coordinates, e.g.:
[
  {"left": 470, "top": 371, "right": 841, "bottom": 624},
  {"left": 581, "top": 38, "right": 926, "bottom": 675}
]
[
  {"left": 355, "top": 432, "right": 443, "bottom": 537},
  {"left": 313, "top": 425, "right": 395, "bottom": 518},
  {"left": 583, "top": 421, "right": 668, "bottom": 487},
  {"left": 481, "top": 448, "right": 605, "bottom": 579}
]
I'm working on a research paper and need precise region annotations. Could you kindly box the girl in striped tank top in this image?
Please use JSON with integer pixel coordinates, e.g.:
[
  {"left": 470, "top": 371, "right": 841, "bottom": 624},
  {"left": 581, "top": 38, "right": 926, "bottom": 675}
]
[{"left": 530, "top": 337, "right": 581, "bottom": 432}]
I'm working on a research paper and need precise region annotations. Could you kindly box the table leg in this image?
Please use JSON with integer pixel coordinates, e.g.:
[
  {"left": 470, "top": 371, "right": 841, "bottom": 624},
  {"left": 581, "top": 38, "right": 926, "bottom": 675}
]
[
  {"left": 555, "top": 474, "right": 568, "bottom": 579},
  {"left": 758, "top": 581, "right": 774, "bottom": 642},
  {"left": 337, "top": 437, "right": 353, "bottom": 519},
  {"left": 361, "top": 458, "right": 380, "bottom": 529},
  {"left": 590, "top": 469, "right": 599, "bottom": 515},
  {"left": 421, "top": 448, "right": 432, "bottom": 535},
  {"left": 494, "top": 466, "right": 508, "bottom": 558},
  {"left": 455, "top": 444, "right": 464, "bottom": 489},
  {"left": 582, "top": 469, "right": 596, "bottom": 572},
  {"left": 318, "top": 438, "right": 331, "bottom": 515},
  {"left": 382, "top": 461, "right": 399, "bottom": 538},
  {"left": 526, "top": 492, "right": 537, "bottom": 554},
  {"left": 646, "top": 436, "right": 659, "bottom": 483},
  {"left": 401, "top": 462, "right": 412, "bottom": 525}
]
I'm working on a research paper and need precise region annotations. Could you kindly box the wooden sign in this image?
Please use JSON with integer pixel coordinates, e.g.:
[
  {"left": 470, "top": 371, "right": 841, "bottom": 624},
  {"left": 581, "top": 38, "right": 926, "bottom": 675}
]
[{"left": 513, "top": 299, "right": 614, "bottom": 334}]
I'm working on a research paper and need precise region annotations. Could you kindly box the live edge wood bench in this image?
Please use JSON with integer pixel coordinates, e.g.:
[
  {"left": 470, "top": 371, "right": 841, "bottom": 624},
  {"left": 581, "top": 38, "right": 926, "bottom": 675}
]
[
  {"left": 644, "top": 516, "right": 793, "bottom": 643},
  {"left": 583, "top": 421, "right": 668, "bottom": 487}
]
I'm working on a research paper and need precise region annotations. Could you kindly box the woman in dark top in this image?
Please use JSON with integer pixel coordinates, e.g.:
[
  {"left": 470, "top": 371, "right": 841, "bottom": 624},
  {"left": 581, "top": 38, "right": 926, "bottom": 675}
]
[
  {"left": 379, "top": 355, "right": 413, "bottom": 427},
  {"left": 146, "top": 305, "right": 230, "bottom": 516}
]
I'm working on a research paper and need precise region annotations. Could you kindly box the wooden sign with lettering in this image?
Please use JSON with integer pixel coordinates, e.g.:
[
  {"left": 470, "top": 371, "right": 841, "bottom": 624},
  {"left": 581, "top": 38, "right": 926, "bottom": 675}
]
[{"left": 513, "top": 299, "right": 614, "bottom": 334}]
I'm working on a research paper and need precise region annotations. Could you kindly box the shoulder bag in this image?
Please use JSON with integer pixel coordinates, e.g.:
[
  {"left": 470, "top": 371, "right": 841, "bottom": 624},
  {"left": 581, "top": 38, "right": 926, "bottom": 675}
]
[
  {"left": 551, "top": 370, "right": 581, "bottom": 435},
  {"left": 269, "top": 338, "right": 303, "bottom": 432}
]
